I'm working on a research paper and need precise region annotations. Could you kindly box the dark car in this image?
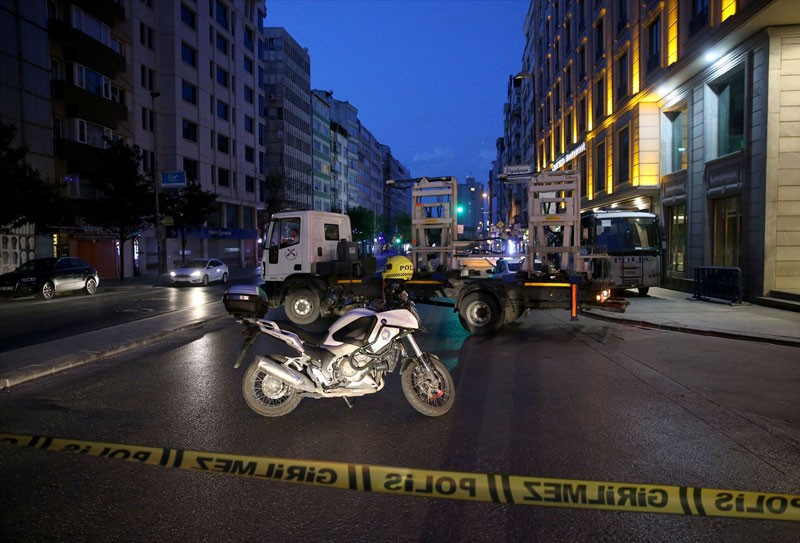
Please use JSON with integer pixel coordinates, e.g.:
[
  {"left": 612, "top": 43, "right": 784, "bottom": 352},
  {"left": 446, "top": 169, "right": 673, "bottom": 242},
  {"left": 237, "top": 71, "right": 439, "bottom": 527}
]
[{"left": 0, "top": 257, "right": 100, "bottom": 300}]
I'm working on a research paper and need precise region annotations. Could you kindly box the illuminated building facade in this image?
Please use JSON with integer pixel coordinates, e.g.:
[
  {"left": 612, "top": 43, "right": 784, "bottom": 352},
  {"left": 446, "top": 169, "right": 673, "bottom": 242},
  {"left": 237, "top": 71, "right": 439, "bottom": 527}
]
[{"left": 520, "top": 0, "right": 800, "bottom": 300}]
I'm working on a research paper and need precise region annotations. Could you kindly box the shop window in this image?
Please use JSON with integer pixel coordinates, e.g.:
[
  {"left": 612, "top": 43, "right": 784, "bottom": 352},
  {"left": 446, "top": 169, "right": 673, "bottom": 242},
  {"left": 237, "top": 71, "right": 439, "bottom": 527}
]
[
  {"left": 664, "top": 106, "right": 688, "bottom": 172},
  {"left": 666, "top": 204, "right": 686, "bottom": 273},
  {"left": 617, "top": 126, "right": 630, "bottom": 185},
  {"left": 711, "top": 70, "right": 745, "bottom": 156},
  {"left": 712, "top": 195, "right": 741, "bottom": 267}
]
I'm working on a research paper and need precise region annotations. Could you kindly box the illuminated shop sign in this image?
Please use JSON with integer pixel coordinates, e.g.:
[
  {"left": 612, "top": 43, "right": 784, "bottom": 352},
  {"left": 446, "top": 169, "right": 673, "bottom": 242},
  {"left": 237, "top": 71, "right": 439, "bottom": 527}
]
[{"left": 552, "top": 142, "right": 586, "bottom": 171}]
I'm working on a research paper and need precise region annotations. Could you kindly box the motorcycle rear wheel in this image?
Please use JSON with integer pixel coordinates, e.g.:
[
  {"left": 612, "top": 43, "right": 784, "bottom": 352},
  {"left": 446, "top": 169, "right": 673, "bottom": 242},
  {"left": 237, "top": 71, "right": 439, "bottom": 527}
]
[
  {"left": 242, "top": 360, "right": 302, "bottom": 416},
  {"left": 401, "top": 354, "right": 454, "bottom": 417}
]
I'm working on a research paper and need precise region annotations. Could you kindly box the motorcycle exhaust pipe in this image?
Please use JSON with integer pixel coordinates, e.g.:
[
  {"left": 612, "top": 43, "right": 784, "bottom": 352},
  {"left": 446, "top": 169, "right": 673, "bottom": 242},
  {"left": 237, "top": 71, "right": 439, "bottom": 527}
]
[{"left": 256, "top": 356, "right": 317, "bottom": 393}]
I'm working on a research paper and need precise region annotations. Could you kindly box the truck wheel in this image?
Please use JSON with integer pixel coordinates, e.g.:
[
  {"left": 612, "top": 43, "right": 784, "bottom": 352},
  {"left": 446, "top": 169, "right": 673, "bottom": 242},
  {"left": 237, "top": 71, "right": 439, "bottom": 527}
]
[
  {"left": 285, "top": 288, "right": 320, "bottom": 325},
  {"left": 458, "top": 291, "right": 502, "bottom": 335}
]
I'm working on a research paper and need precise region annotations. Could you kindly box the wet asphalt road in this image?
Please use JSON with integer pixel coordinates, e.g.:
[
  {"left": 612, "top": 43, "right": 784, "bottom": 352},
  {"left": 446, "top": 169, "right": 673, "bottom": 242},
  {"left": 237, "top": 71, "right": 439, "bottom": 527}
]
[{"left": 1, "top": 302, "right": 798, "bottom": 541}]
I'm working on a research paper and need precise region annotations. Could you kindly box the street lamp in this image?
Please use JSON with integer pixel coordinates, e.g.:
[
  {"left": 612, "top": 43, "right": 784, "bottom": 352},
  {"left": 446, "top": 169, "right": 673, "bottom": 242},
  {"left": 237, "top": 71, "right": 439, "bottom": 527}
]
[
  {"left": 482, "top": 191, "right": 490, "bottom": 235},
  {"left": 150, "top": 89, "right": 165, "bottom": 280}
]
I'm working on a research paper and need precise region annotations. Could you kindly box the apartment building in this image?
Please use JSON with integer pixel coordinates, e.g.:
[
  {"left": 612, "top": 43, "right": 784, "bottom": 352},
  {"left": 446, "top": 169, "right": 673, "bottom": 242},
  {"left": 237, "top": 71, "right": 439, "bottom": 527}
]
[
  {"left": 1, "top": 0, "right": 268, "bottom": 276},
  {"left": 311, "top": 89, "right": 332, "bottom": 211},
  {"left": 262, "top": 26, "right": 311, "bottom": 215},
  {"left": 518, "top": 0, "right": 800, "bottom": 300}
]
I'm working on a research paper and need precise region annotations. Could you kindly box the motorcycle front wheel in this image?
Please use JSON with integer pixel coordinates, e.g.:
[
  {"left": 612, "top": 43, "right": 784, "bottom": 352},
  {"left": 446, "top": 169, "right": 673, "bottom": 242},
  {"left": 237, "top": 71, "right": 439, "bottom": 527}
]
[
  {"left": 401, "top": 354, "right": 455, "bottom": 417},
  {"left": 242, "top": 360, "right": 302, "bottom": 417}
]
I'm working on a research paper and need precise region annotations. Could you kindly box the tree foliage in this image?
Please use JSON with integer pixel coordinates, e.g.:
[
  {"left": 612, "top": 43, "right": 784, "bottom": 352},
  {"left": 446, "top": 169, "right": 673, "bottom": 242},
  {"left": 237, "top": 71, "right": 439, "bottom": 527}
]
[
  {"left": 81, "top": 139, "right": 154, "bottom": 279},
  {"left": 163, "top": 180, "right": 218, "bottom": 264},
  {"left": 0, "top": 122, "right": 70, "bottom": 232},
  {"left": 346, "top": 206, "right": 375, "bottom": 242}
]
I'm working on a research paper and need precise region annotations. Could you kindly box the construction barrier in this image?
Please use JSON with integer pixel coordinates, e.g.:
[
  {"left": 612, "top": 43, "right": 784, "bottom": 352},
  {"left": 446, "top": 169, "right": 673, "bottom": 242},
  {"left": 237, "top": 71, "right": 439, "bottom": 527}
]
[
  {"left": 693, "top": 266, "right": 743, "bottom": 304},
  {"left": 2, "top": 433, "right": 798, "bottom": 522}
]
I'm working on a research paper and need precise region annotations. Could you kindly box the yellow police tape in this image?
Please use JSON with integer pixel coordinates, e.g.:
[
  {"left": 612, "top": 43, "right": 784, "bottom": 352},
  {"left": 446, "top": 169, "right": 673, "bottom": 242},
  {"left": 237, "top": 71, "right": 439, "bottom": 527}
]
[{"left": 2, "top": 432, "right": 798, "bottom": 522}]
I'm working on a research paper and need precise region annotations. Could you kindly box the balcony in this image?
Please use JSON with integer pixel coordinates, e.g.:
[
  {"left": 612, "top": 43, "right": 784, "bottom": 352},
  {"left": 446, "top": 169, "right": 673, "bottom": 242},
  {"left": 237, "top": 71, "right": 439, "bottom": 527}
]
[
  {"left": 72, "top": 0, "right": 125, "bottom": 26},
  {"left": 48, "top": 20, "right": 126, "bottom": 77},
  {"left": 54, "top": 138, "right": 106, "bottom": 176},
  {"left": 51, "top": 81, "right": 127, "bottom": 129}
]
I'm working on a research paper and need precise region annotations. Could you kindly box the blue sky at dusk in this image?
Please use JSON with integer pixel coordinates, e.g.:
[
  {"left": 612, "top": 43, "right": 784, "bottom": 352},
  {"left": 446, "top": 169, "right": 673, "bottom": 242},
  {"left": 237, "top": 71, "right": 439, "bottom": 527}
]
[{"left": 266, "top": 0, "right": 529, "bottom": 183}]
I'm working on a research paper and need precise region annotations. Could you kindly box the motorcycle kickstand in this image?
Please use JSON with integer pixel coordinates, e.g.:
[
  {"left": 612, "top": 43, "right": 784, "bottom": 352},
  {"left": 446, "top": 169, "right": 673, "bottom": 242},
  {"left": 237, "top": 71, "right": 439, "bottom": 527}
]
[{"left": 342, "top": 397, "right": 355, "bottom": 409}]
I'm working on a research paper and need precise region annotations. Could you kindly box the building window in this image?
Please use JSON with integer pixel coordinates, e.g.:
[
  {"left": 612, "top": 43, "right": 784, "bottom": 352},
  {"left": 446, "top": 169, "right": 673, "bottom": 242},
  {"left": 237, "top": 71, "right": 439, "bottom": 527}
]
[
  {"left": 141, "top": 106, "right": 154, "bottom": 131},
  {"left": 215, "top": 0, "right": 229, "bottom": 30},
  {"left": 181, "top": 42, "right": 197, "bottom": 67},
  {"left": 713, "top": 70, "right": 745, "bottom": 156},
  {"left": 245, "top": 145, "right": 254, "bottom": 163},
  {"left": 245, "top": 175, "right": 255, "bottom": 192},
  {"left": 577, "top": 46, "right": 586, "bottom": 81},
  {"left": 182, "top": 119, "right": 197, "bottom": 142},
  {"left": 565, "top": 65, "right": 572, "bottom": 101},
  {"left": 664, "top": 107, "right": 688, "bottom": 172},
  {"left": 139, "top": 22, "right": 153, "bottom": 49},
  {"left": 565, "top": 111, "right": 573, "bottom": 145},
  {"left": 71, "top": 6, "right": 111, "bottom": 47},
  {"left": 578, "top": 96, "right": 586, "bottom": 134},
  {"left": 182, "top": 80, "right": 197, "bottom": 104},
  {"left": 617, "top": 126, "right": 630, "bottom": 185},
  {"left": 712, "top": 195, "right": 741, "bottom": 267},
  {"left": 218, "top": 167, "right": 230, "bottom": 187},
  {"left": 594, "top": 76, "right": 605, "bottom": 120},
  {"left": 217, "top": 133, "right": 229, "bottom": 153},
  {"left": 646, "top": 15, "right": 661, "bottom": 73},
  {"left": 216, "top": 33, "right": 228, "bottom": 54},
  {"left": 140, "top": 64, "right": 154, "bottom": 90},
  {"left": 180, "top": 4, "right": 196, "bottom": 29},
  {"left": 595, "top": 17, "right": 605, "bottom": 60},
  {"left": 244, "top": 85, "right": 254, "bottom": 103},
  {"left": 244, "top": 27, "right": 254, "bottom": 51},
  {"left": 616, "top": 0, "right": 628, "bottom": 34},
  {"left": 594, "top": 141, "right": 606, "bottom": 194},
  {"left": 216, "top": 66, "right": 228, "bottom": 87},
  {"left": 216, "top": 99, "right": 229, "bottom": 121},
  {"left": 690, "top": 0, "right": 710, "bottom": 36},
  {"left": 616, "top": 51, "right": 628, "bottom": 101},
  {"left": 244, "top": 115, "right": 254, "bottom": 133},
  {"left": 666, "top": 204, "right": 686, "bottom": 274},
  {"left": 244, "top": 56, "right": 254, "bottom": 74},
  {"left": 183, "top": 158, "right": 198, "bottom": 181},
  {"left": 74, "top": 64, "right": 110, "bottom": 99}
]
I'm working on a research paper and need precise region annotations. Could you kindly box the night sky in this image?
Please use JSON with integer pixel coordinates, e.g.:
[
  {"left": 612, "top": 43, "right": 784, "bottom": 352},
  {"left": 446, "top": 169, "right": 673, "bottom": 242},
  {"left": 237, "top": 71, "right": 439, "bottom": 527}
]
[{"left": 266, "top": 0, "right": 529, "bottom": 183}]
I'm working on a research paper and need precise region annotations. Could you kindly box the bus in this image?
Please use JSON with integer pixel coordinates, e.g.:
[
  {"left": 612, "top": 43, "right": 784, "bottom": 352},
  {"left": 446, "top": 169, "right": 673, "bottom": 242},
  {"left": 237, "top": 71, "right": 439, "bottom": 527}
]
[{"left": 581, "top": 209, "right": 663, "bottom": 296}]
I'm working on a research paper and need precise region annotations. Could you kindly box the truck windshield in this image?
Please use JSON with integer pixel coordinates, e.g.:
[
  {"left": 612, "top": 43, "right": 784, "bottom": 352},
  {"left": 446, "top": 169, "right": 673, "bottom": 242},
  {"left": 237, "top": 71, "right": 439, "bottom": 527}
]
[{"left": 595, "top": 217, "right": 661, "bottom": 254}]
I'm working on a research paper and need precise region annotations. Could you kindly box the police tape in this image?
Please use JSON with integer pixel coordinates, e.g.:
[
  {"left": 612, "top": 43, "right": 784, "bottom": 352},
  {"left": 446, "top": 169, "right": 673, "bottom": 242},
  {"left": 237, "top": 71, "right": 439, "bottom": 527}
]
[{"left": 2, "top": 432, "right": 798, "bottom": 522}]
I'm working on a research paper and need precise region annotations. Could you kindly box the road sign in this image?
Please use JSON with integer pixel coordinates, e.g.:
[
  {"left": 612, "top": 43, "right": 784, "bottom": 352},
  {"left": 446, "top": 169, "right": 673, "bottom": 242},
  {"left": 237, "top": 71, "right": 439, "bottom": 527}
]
[
  {"left": 503, "top": 165, "right": 532, "bottom": 175},
  {"left": 161, "top": 171, "right": 186, "bottom": 188}
]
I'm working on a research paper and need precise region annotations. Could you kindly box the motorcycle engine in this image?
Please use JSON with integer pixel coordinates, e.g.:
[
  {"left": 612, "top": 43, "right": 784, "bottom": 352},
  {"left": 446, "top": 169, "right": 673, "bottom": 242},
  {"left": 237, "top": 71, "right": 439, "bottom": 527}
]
[{"left": 340, "top": 352, "right": 373, "bottom": 380}]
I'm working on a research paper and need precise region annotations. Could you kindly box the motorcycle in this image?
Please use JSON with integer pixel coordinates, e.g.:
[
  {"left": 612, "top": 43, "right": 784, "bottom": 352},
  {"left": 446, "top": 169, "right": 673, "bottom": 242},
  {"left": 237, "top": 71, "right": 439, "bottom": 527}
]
[{"left": 222, "top": 283, "right": 455, "bottom": 417}]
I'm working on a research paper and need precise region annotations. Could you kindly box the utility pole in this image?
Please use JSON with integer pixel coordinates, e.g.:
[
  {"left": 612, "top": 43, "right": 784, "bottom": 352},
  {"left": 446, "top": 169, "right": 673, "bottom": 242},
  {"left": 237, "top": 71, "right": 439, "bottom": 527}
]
[{"left": 150, "top": 89, "right": 165, "bottom": 282}]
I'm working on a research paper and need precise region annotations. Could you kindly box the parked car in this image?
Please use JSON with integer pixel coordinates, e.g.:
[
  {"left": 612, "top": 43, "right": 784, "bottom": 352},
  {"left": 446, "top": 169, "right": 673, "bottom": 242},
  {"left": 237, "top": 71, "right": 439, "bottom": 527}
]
[
  {"left": 0, "top": 257, "right": 100, "bottom": 300},
  {"left": 169, "top": 258, "right": 229, "bottom": 286}
]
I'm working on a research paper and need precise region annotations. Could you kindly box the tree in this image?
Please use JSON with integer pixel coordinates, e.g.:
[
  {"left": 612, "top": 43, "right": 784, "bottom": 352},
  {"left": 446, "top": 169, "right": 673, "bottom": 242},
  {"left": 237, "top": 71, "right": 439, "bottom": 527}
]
[
  {"left": 80, "top": 139, "right": 154, "bottom": 280},
  {"left": 163, "top": 180, "right": 218, "bottom": 264},
  {"left": 346, "top": 206, "right": 375, "bottom": 242},
  {"left": 0, "top": 123, "right": 70, "bottom": 232}
]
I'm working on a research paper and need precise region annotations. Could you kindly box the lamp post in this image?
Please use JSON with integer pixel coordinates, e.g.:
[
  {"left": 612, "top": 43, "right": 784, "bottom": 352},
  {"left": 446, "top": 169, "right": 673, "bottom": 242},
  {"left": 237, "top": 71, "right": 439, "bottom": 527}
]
[
  {"left": 482, "top": 191, "right": 490, "bottom": 236},
  {"left": 150, "top": 89, "right": 165, "bottom": 281}
]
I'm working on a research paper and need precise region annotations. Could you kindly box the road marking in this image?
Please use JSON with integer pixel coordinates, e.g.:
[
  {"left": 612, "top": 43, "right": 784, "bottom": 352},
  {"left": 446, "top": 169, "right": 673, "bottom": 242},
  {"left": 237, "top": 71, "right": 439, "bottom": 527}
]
[{"left": 2, "top": 432, "right": 798, "bottom": 521}]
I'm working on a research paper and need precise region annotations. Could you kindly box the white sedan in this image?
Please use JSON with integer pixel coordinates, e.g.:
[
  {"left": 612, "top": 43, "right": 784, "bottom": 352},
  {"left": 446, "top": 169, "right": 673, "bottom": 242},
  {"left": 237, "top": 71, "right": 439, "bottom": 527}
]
[{"left": 170, "top": 258, "right": 229, "bottom": 286}]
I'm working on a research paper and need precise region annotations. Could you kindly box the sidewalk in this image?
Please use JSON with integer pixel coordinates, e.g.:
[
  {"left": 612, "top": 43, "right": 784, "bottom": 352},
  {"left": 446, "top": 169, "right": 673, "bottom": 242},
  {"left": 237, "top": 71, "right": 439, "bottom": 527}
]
[
  {"left": 0, "top": 266, "right": 261, "bottom": 390},
  {"left": 583, "top": 287, "right": 800, "bottom": 347},
  {"left": 1, "top": 281, "right": 798, "bottom": 390}
]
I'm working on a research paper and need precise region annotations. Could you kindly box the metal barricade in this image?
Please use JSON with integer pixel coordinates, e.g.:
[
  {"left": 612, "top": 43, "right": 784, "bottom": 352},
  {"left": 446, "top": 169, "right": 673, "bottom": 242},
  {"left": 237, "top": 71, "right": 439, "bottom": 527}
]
[{"left": 693, "top": 266, "right": 743, "bottom": 304}]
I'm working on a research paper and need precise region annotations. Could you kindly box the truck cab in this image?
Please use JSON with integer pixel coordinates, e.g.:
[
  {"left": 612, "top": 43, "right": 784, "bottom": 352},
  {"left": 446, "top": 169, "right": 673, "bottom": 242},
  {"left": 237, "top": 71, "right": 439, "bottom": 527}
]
[{"left": 262, "top": 211, "right": 353, "bottom": 281}]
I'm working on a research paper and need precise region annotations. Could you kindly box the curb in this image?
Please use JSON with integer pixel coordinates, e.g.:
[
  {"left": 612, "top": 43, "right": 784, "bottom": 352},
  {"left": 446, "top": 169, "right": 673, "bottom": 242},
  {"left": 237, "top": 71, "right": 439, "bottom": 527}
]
[
  {"left": 581, "top": 310, "right": 800, "bottom": 348},
  {"left": 0, "top": 311, "right": 229, "bottom": 390}
]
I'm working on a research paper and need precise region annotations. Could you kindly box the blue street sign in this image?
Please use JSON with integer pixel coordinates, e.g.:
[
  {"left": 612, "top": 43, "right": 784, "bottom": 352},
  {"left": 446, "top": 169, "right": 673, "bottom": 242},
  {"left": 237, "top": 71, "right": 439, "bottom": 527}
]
[{"left": 161, "top": 171, "right": 186, "bottom": 188}]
